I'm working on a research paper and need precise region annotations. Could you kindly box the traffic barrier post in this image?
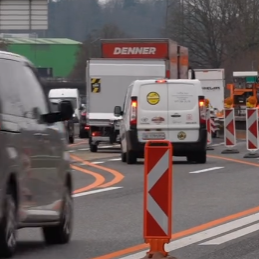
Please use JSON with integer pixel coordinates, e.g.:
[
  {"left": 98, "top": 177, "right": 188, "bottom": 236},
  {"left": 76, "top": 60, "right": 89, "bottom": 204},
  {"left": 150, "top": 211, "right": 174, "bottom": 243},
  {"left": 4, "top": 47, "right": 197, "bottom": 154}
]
[
  {"left": 244, "top": 108, "right": 259, "bottom": 158},
  {"left": 144, "top": 140, "right": 172, "bottom": 258},
  {"left": 221, "top": 108, "right": 239, "bottom": 154},
  {"left": 206, "top": 108, "right": 214, "bottom": 150}
]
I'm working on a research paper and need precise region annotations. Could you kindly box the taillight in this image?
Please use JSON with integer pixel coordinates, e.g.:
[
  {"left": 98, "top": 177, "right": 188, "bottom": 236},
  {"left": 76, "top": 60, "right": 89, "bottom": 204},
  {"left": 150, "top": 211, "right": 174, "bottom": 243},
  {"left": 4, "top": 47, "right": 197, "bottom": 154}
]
[
  {"left": 92, "top": 131, "right": 101, "bottom": 136},
  {"left": 130, "top": 97, "right": 137, "bottom": 129},
  {"left": 199, "top": 96, "right": 206, "bottom": 127}
]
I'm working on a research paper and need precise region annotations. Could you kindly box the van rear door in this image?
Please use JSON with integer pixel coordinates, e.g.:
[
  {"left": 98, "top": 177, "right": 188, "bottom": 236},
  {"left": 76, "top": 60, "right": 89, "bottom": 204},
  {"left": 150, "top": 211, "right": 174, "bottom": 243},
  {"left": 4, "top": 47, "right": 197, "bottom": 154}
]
[
  {"left": 137, "top": 81, "right": 169, "bottom": 142},
  {"left": 167, "top": 82, "right": 200, "bottom": 142}
]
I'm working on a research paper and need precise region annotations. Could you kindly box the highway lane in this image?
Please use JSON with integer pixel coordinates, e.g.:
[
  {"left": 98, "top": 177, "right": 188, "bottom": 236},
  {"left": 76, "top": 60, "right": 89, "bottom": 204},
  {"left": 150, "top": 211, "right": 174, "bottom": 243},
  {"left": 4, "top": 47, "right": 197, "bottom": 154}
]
[{"left": 12, "top": 139, "right": 259, "bottom": 259}]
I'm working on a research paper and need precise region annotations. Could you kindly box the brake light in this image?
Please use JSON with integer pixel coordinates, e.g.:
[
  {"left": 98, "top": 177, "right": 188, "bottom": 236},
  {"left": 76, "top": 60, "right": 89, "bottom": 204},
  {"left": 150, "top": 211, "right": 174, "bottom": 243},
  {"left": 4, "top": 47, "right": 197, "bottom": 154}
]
[
  {"left": 198, "top": 96, "right": 206, "bottom": 127},
  {"left": 156, "top": 79, "right": 167, "bottom": 83},
  {"left": 92, "top": 131, "right": 101, "bottom": 136},
  {"left": 130, "top": 97, "right": 137, "bottom": 128}
]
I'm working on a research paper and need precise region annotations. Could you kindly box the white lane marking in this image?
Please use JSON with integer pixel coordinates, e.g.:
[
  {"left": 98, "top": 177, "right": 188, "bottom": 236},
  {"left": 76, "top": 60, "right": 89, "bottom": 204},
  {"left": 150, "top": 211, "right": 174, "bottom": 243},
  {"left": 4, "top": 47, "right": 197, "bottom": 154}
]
[
  {"left": 91, "top": 161, "right": 105, "bottom": 164},
  {"left": 118, "top": 212, "right": 259, "bottom": 259},
  {"left": 210, "top": 143, "right": 224, "bottom": 147},
  {"left": 69, "top": 144, "right": 120, "bottom": 153},
  {"left": 189, "top": 167, "right": 224, "bottom": 174},
  {"left": 109, "top": 158, "right": 121, "bottom": 161},
  {"left": 199, "top": 223, "right": 259, "bottom": 245},
  {"left": 73, "top": 187, "right": 123, "bottom": 198}
]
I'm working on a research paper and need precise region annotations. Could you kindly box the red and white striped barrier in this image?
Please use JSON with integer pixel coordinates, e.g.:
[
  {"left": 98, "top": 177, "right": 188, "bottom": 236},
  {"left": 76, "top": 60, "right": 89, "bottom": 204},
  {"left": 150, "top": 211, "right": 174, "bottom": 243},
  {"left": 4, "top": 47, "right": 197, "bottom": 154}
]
[
  {"left": 244, "top": 108, "right": 259, "bottom": 158},
  {"left": 144, "top": 140, "right": 172, "bottom": 257},
  {"left": 221, "top": 108, "right": 239, "bottom": 154},
  {"left": 206, "top": 109, "right": 214, "bottom": 150}
]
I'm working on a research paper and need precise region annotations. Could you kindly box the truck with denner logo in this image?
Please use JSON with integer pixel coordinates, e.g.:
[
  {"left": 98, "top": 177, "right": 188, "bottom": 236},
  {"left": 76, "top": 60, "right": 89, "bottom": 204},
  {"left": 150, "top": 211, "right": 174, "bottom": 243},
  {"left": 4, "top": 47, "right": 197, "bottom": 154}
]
[{"left": 86, "top": 38, "right": 195, "bottom": 153}]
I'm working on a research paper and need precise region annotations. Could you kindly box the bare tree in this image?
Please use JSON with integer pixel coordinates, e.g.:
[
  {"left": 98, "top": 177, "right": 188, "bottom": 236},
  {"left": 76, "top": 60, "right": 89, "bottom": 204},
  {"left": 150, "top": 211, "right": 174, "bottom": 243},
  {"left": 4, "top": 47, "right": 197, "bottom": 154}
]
[
  {"left": 166, "top": 0, "right": 229, "bottom": 68},
  {"left": 166, "top": 0, "right": 259, "bottom": 71}
]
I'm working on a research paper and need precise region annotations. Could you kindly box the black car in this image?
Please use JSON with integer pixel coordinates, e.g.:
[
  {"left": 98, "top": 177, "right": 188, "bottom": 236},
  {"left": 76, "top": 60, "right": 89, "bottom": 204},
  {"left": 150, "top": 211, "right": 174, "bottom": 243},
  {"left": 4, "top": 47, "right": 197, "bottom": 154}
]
[
  {"left": 79, "top": 109, "right": 89, "bottom": 138},
  {"left": 50, "top": 99, "right": 75, "bottom": 144}
]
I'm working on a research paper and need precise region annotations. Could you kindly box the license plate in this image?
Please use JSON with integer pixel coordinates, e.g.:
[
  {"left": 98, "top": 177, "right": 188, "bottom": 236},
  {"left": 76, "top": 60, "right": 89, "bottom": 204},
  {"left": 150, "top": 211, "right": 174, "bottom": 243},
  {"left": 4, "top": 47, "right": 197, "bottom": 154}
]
[{"left": 142, "top": 132, "right": 165, "bottom": 140}]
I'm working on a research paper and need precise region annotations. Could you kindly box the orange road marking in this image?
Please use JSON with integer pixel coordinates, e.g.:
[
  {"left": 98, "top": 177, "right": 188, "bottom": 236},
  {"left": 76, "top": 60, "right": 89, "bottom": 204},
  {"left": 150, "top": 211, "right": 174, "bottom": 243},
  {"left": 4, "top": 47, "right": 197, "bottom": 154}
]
[
  {"left": 208, "top": 154, "right": 259, "bottom": 167},
  {"left": 91, "top": 205, "right": 259, "bottom": 259},
  {"left": 72, "top": 164, "right": 105, "bottom": 193},
  {"left": 90, "top": 155, "right": 259, "bottom": 259},
  {"left": 70, "top": 154, "right": 124, "bottom": 188}
]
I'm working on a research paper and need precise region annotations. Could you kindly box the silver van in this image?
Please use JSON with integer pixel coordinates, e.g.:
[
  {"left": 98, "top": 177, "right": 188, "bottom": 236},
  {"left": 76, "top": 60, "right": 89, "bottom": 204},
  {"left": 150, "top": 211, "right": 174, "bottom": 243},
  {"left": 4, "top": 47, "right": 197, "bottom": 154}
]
[{"left": 0, "top": 51, "right": 74, "bottom": 258}]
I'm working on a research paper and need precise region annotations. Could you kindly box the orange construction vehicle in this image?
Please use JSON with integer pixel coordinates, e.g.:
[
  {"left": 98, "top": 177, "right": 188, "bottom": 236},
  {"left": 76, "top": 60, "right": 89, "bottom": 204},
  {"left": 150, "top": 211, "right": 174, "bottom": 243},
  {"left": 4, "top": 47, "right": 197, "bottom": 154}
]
[{"left": 227, "top": 71, "right": 259, "bottom": 115}]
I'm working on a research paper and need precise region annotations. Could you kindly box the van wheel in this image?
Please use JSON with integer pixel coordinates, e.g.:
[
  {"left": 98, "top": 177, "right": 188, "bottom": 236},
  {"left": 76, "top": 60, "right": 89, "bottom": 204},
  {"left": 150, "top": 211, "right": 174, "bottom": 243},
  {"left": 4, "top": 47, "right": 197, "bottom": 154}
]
[
  {"left": 90, "top": 144, "right": 97, "bottom": 152},
  {"left": 195, "top": 151, "right": 207, "bottom": 164},
  {"left": 69, "top": 136, "right": 74, "bottom": 144},
  {"left": 43, "top": 187, "right": 73, "bottom": 245},
  {"left": 126, "top": 150, "right": 137, "bottom": 164},
  {"left": 0, "top": 186, "right": 17, "bottom": 258}
]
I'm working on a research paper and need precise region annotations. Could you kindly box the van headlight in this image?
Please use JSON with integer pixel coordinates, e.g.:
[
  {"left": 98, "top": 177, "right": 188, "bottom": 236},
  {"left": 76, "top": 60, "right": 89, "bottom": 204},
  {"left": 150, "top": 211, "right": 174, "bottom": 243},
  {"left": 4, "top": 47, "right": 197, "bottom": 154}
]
[{"left": 72, "top": 113, "right": 76, "bottom": 117}]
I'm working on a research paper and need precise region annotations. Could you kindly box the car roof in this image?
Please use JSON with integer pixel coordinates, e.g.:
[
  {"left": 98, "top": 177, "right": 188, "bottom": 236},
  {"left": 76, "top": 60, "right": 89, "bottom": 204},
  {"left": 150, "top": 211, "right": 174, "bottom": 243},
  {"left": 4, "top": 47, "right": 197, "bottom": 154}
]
[{"left": 0, "top": 50, "right": 33, "bottom": 65}]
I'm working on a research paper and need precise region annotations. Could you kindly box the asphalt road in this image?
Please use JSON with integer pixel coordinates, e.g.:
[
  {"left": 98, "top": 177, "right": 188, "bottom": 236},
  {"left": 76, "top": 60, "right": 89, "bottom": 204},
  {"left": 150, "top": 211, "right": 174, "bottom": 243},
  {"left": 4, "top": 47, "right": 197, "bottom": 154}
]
[{"left": 10, "top": 138, "right": 259, "bottom": 259}]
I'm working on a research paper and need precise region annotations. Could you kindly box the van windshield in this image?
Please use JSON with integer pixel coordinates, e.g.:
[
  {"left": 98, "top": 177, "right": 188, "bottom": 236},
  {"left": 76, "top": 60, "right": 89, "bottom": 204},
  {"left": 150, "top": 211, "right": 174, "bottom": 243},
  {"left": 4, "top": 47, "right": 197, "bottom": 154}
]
[{"left": 49, "top": 97, "right": 77, "bottom": 110}]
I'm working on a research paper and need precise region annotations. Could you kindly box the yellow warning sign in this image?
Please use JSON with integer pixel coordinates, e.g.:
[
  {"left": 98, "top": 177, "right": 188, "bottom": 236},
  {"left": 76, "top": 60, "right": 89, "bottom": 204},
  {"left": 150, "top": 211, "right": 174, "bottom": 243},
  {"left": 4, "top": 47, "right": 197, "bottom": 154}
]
[
  {"left": 91, "top": 78, "right": 101, "bottom": 93},
  {"left": 147, "top": 92, "right": 160, "bottom": 105}
]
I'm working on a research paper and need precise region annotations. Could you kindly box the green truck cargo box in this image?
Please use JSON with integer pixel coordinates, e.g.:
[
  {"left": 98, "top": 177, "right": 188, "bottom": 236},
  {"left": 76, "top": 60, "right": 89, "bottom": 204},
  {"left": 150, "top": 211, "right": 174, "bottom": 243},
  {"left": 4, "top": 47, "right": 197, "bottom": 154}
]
[{"left": 5, "top": 38, "right": 82, "bottom": 77}]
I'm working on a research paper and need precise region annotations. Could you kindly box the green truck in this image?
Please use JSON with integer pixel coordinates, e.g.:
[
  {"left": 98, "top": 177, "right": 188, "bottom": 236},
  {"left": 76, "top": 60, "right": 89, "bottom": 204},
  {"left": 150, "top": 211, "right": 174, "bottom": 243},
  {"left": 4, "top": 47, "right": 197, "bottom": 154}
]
[{"left": 5, "top": 38, "right": 82, "bottom": 77}]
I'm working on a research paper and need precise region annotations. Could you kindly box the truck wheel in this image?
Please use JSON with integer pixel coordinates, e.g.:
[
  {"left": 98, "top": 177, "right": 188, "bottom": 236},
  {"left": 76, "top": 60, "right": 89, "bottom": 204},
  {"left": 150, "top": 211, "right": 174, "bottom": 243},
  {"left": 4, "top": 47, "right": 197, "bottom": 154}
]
[
  {"left": 195, "top": 151, "right": 207, "bottom": 164},
  {"left": 43, "top": 186, "right": 73, "bottom": 245},
  {"left": 90, "top": 144, "right": 98, "bottom": 153},
  {"left": 0, "top": 185, "right": 17, "bottom": 258},
  {"left": 126, "top": 150, "right": 137, "bottom": 164},
  {"left": 69, "top": 136, "right": 74, "bottom": 144}
]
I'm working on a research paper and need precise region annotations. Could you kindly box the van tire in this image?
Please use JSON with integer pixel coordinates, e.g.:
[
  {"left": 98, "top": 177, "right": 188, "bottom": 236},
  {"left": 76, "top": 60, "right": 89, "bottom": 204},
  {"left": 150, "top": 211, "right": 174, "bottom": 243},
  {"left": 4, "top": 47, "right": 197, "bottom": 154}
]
[
  {"left": 43, "top": 187, "right": 73, "bottom": 245},
  {"left": 126, "top": 150, "right": 137, "bottom": 164},
  {"left": 90, "top": 144, "right": 97, "bottom": 153},
  {"left": 195, "top": 151, "right": 207, "bottom": 164},
  {"left": 0, "top": 185, "right": 17, "bottom": 258}
]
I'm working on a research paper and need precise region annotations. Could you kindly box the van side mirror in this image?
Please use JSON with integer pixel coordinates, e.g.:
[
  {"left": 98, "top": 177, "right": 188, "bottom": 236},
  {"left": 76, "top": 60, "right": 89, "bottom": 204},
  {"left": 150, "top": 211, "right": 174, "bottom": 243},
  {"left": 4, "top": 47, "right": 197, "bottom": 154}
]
[
  {"left": 114, "top": 106, "right": 122, "bottom": 116},
  {"left": 42, "top": 100, "right": 74, "bottom": 124}
]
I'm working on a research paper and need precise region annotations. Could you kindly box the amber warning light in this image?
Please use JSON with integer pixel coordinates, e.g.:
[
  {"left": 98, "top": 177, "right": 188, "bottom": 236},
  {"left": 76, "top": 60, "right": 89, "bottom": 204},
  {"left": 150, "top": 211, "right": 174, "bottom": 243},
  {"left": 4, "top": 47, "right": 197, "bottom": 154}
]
[{"left": 199, "top": 101, "right": 205, "bottom": 106}]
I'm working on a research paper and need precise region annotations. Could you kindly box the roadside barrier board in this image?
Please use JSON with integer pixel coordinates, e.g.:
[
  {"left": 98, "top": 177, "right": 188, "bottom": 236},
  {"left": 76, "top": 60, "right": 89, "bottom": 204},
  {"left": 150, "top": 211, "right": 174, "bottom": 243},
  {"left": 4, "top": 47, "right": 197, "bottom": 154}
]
[
  {"left": 244, "top": 108, "right": 259, "bottom": 158},
  {"left": 144, "top": 140, "right": 172, "bottom": 257},
  {"left": 221, "top": 108, "right": 239, "bottom": 154}
]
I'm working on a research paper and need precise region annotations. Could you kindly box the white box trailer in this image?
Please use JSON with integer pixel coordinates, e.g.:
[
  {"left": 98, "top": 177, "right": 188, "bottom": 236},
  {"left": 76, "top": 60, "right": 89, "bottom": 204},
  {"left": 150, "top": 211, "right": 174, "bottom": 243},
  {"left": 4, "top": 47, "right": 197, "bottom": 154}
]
[
  {"left": 86, "top": 58, "right": 166, "bottom": 152},
  {"left": 190, "top": 69, "right": 225, "bottom": 111},
  {"left": 190, "top": 69, "right": 225, "bottom": 138}
]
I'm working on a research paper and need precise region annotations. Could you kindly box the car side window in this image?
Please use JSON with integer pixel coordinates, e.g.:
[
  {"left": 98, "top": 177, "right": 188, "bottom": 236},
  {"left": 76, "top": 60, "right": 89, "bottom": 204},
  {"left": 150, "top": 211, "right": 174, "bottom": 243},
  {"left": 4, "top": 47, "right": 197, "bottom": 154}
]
[
  {"left": 21, "top": 65, "right": 50, "bottom": 117},
  {"left": 0, "top": 59, "right": 24, "bottom": 117}
]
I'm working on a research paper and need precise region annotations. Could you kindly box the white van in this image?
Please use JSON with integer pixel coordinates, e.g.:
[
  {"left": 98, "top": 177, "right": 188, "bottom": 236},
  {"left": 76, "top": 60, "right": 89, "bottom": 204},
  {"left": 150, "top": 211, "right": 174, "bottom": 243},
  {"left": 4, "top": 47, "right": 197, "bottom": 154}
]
[
  {"left": 48, "top": 88, "right": 81, "bottom": 121},
  {"left": 114, "top": 79, "right": 207, "bottom": 164}
]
